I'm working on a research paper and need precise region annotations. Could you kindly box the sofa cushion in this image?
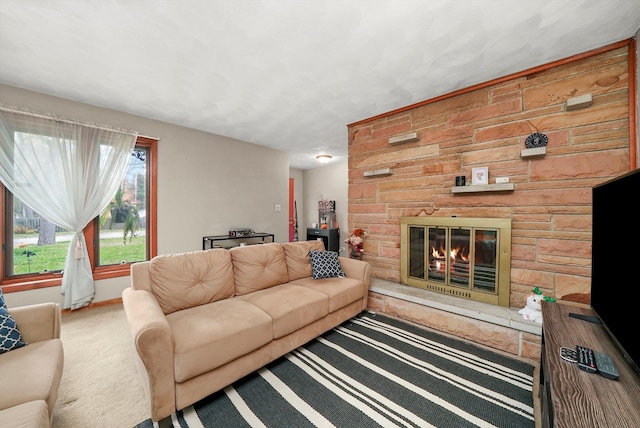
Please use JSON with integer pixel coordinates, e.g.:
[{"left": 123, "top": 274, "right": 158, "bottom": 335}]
[
  {"left": 309, "top": 250, "right": 346, "bottom": 279},
  {"left": 0, "top": 289, "right": 27, "bottom": 354},
  {"left": 237, "top": 284, "right": 329, "bottom": 339},
  {"left": 281, "top": 240, "right": 325, "bottom": 281},
  {"left": 0, "top": 400, "right": 49, "bottom": 428},
  {"left": 230, "top": 243, "right": 290, "bottom": 295},
  {"left": 167, "top": 298, "right": 272, "bottom": 383},
  {"left": 149, "top": 249, "right": 235, "bottom": 315},
  {"left": 290, "top": 276, "right": 366, "bottom": 313},
  {"left": 0, "top": 339, "right": 63, "bottom": 412}
]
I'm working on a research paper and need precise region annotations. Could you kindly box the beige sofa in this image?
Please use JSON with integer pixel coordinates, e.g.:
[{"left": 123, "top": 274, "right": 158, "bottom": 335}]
[
  {"left": 0, "top": 302, "right": 64, "bottom": 428},
  {"left": 122, "top": 240, "right": 371, "bottom": 422}
]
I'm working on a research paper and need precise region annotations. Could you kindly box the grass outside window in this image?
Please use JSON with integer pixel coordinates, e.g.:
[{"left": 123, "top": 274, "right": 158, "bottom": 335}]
[{"left": 13, "top": 233, "right": 146, "bottom": 275}]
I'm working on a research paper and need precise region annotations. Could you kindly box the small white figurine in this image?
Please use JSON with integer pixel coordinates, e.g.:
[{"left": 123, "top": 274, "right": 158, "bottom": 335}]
[{"left": 518, "top": 293, "right": 544, "bottom": 324}]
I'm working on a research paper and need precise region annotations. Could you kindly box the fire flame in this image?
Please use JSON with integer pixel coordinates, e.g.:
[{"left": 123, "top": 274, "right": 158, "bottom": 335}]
[
  {"left": 432, "top": 246, "right": 468, "bottom": 262},
  {"left": 431, "top": 245, "right": 469, "bottom": 273}
]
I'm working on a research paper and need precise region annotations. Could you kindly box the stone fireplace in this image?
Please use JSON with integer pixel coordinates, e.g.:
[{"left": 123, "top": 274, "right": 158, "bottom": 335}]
[
  {"left": 346, "top": 44, "right": 632, "bottom": 308},
  {"left": 400, "top": 217, "right": 512, "bottom": 307},
  {"left": 344, "top": 40, "right": 633, "bottom": 363}
]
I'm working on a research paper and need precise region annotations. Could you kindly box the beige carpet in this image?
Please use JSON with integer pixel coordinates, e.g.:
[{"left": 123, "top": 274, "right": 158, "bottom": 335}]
[{"left": 52, "top": 303, "right": 148, "bottom": 428}]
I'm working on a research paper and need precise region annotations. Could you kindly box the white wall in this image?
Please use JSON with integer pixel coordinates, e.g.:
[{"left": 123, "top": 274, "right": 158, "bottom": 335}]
[
  {"left": 301, "top": 161, "right": 349, "bottom": 255},
  {"left": 1, "top": 83, "right": 291, "bottom": 307}
]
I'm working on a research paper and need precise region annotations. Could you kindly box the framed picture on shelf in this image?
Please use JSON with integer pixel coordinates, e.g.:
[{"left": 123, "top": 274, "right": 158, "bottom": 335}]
[{"left": 472, "top": 167, "right": 488, "bottom": 185}]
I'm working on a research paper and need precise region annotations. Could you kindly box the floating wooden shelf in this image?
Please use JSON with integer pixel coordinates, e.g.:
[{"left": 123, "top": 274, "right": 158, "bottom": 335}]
[{"left": 451, "top": 183, "right": 515, "bottom": 194}]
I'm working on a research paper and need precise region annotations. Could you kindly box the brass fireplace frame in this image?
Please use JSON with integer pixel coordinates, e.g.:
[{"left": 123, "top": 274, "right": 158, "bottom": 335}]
[{"left": 400, "top": 216, "right": 512, "bottom": 307}]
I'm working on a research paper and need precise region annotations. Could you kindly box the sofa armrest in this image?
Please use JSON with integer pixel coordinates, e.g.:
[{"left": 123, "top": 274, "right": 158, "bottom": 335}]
[
  {"left": 339, "top": 257, "right": 371, "bottom": 290},
  {"left": 122, "top": 287, "right": 176, "bottom": 421},
  {"left": 8, "top": 302, "right": 61, "bottom": 343}
]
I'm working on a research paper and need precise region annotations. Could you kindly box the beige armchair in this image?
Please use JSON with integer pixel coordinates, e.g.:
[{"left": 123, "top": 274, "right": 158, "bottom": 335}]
[{"left": 0, "top": 302, "right": 64, "bottom": 428}]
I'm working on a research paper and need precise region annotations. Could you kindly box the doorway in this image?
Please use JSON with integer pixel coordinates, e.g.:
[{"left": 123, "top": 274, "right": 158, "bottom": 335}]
[{"left": 288, "top": 178, "right": 296, "bottom": 241}]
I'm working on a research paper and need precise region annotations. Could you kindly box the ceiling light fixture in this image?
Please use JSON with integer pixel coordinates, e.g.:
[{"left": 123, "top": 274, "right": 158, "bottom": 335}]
[{"left": 316, "top": 154, "right": 332, "bottom": 164}]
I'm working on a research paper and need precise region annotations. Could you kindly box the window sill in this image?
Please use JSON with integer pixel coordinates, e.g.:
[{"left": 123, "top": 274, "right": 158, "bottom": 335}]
[
  {"left": 2, "top": 265, "right": 131, "bottom": 293},
  {"left": 93, "top": 265, "right": 132, "bottom": 281},
  {"left": 1, "top": 277, "right": 62, "bottom": 293}
]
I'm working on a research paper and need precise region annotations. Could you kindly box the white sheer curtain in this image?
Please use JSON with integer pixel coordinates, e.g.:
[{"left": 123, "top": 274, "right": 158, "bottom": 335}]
[{"left": 0, "top": 107, "right": 138, "bottom": 309}]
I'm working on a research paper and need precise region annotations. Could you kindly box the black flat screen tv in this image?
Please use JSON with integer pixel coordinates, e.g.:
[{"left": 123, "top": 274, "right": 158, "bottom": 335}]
[{"left": 589, "top": 168, "right": 640, "bottom": 375}]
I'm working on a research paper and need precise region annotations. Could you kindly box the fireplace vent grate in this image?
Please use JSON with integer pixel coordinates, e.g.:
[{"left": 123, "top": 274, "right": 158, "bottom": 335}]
[{"left": 425, "top": 284, "right": 472, "bottom": 299}]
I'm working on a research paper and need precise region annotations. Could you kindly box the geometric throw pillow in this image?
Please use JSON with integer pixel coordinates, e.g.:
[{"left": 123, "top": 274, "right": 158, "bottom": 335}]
[
  {"left": 309, "top": 250, "right": 346, "bottom": 279},
  {"left": 0, "top": 311, "right": 28, "bottom": 354},
  {"left": 0, "top": 288, "right": 28, "bottom": 354}
]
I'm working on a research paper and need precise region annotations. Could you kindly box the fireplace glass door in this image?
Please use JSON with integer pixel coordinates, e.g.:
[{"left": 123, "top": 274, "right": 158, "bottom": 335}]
[
  {"left": 402, "top": 217, "right": 511, "bottom": 307},
  {"left": 416, "top": 226, "right": 498, "bottom": 293}
]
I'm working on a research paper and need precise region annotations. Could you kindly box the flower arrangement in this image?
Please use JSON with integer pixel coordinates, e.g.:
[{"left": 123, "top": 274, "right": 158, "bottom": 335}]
[
  {"left": 318, "top": 195, "right": 335, "bottom": 228},
  {"left": 345, "top": 228, "right": 365, "bottom": 257},
  {"left": 318, "top": 195, "right": 334, "bottom": 214}
]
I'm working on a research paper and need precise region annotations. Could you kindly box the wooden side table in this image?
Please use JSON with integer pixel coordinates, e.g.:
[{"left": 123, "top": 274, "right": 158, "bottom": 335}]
[{"left": 540, "top": 302, "right": 640, "bottom": 427}]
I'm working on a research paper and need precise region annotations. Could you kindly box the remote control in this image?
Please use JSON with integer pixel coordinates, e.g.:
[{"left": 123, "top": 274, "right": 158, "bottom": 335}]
[
  {"left": 594, "top": 351, "right": 620, "bottom": 380},
  {"left": 568, "top": 312, "right": 602, "bottom": 324},
  {"left": 576, "top": 346, "right": 597, "bottom": 373},
  {"left": 560, "top": 347, "right": 577, "bottom": 363}
]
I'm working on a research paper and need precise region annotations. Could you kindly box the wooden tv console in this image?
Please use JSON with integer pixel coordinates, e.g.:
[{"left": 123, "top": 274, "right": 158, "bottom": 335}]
[{"left": 540, "top": 302, "right": 640, "bottom": 427}]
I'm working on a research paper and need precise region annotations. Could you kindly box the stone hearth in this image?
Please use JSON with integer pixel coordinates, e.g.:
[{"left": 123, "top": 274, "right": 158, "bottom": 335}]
[{"left": 367, "top": 278, "right": 542, "bottom": 362}]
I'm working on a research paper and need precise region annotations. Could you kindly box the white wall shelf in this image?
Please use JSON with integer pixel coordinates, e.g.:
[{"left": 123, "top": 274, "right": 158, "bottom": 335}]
[
  {"left": 451, "top": 183, "right": 515, "bottom": 194},
  {"left": 521, "top": 147, "right": 546, "bottom": 158},
  {"left": 389, "top": 132, "right": 419, "bottom": 146},
  {"left": 364, "top": 168, "right": 394, "bottom": 177}
]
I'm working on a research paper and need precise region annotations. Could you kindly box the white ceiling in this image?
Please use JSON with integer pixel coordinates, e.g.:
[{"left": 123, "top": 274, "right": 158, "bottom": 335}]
[{"left": 1, "top": 1, "right": 639, "bottom": 170}]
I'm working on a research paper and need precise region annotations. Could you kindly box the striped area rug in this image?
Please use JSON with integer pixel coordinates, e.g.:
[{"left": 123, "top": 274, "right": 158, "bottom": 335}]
[{"left": 136, "top": 313, "right": 534, "bottom": 428}]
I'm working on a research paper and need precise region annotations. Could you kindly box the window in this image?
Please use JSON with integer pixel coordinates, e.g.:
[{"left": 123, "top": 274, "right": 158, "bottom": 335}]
[
  {"left": 96, "top": 146, "right": 148, "bottom": 266},
  {"left": 6, "top": 195, "right": 70, "bottom": 275},
  {"left": 1, "top": 136, "right": 157, "bottom": 291}
]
